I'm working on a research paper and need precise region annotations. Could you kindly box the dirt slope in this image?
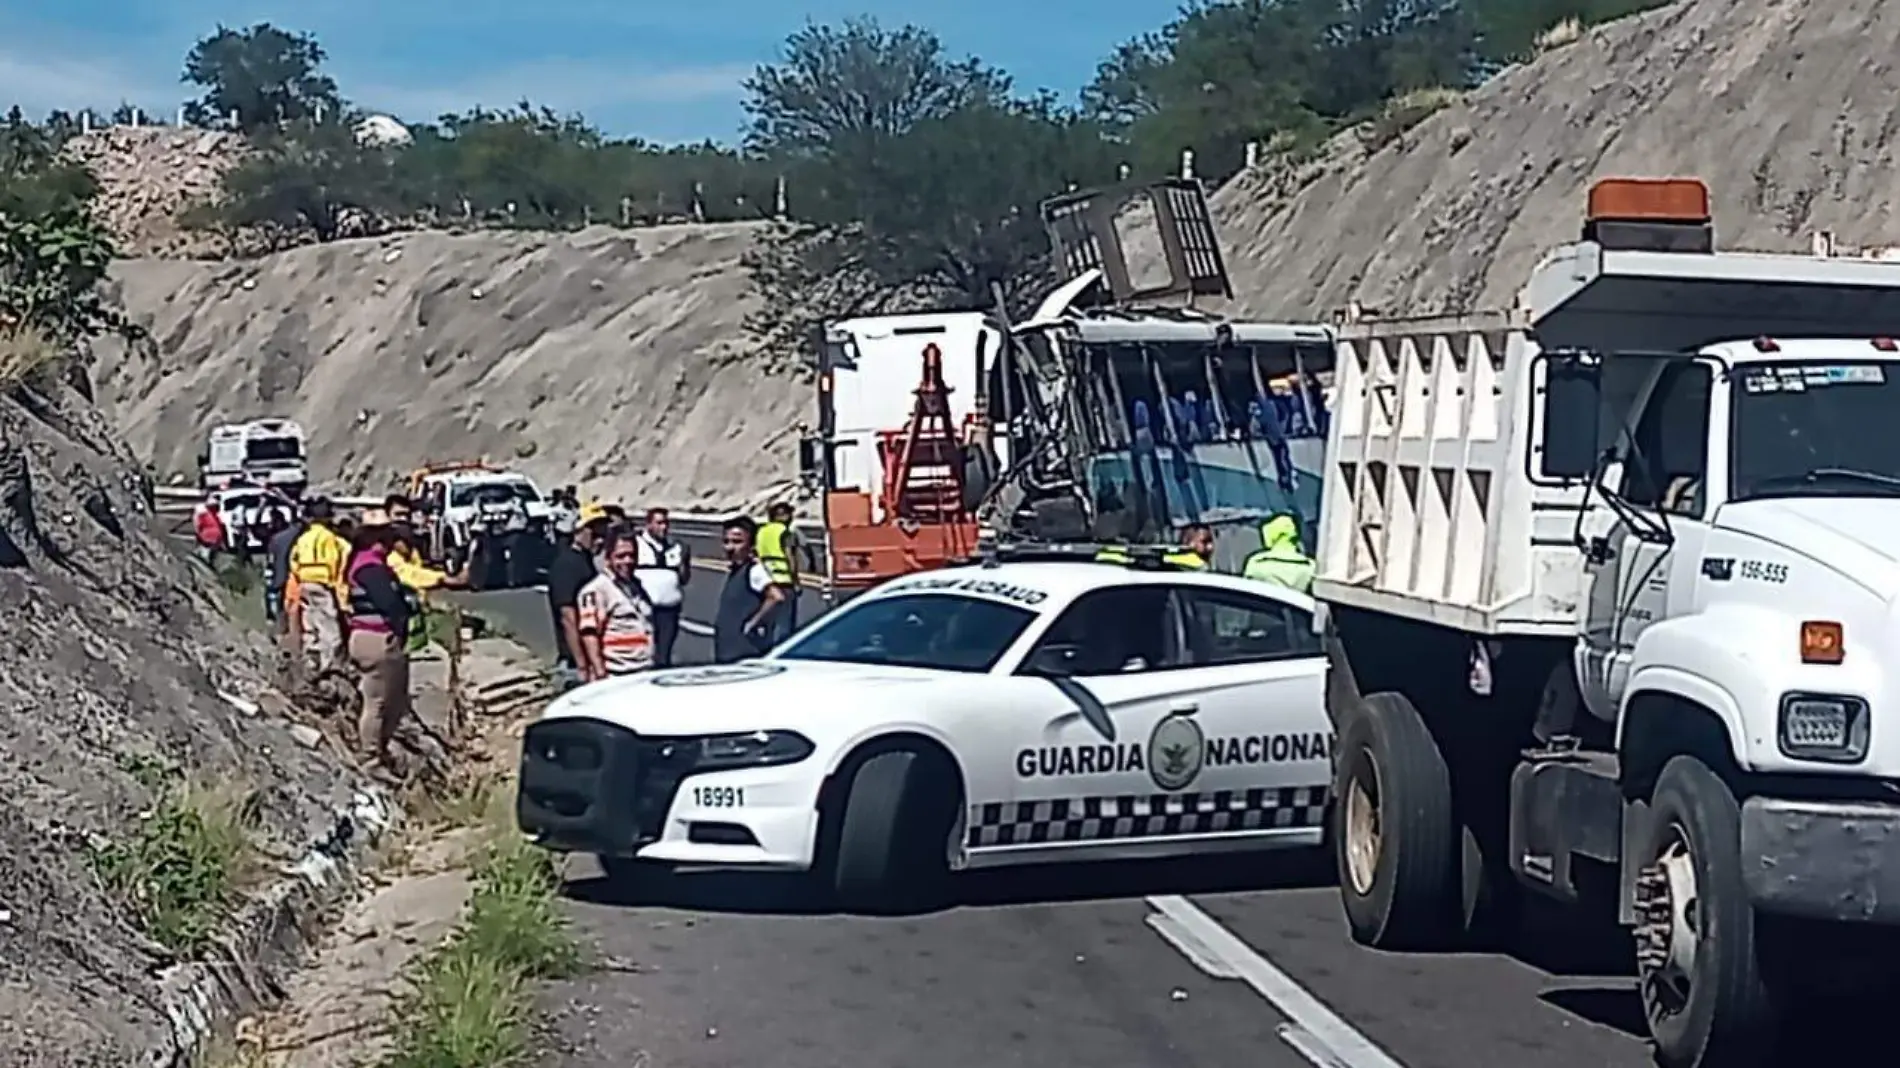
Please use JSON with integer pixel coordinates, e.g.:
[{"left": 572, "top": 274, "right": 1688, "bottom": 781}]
[
  {"left": 0, "top": 356, "right": 361, "bottom": 1063},
  {"left": 1203, "top": 0, "right": 1900, "bottom": 319},
  {"left": 96, "top": 223, "right": 811, "bottom": 509}
]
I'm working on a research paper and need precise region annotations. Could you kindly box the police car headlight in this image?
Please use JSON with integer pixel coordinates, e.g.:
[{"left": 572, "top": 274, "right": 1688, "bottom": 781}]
[
  {"left": 693, "top": 730, "right": 815, "bottom": 770},
  {"left": 1777, "top": 693, "right": 1870, "bottom": 764}
]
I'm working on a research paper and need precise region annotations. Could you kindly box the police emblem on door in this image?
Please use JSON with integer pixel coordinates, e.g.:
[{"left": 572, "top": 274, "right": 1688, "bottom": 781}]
[{"left": 1147, "top": 714, "right": 1205, "bottom": 791}]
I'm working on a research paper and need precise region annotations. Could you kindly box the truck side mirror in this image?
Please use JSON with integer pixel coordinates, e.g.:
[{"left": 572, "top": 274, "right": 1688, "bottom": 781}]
[{"left": 1529, "top": 353, "right": 1601, "bottom": 483}]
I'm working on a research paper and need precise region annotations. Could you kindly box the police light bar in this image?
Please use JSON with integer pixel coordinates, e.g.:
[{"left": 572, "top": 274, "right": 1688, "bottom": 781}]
[{"left": 970, "top": 540, "right": 1197, "bottom": 570}]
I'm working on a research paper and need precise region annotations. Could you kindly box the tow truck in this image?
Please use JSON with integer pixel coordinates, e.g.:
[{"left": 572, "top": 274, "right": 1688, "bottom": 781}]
[
  {"left": 799, "top": 177, "right": 1339, "bottom": 591},
  {"left": 799, "top": 313, "right": 1002, "bottom": 600},
  {"left": 407, "top": 461, "right": 553, "bottom": 585},
  {"left": 1318, "top": 176, "right": 1900, "bottom": 1066}
]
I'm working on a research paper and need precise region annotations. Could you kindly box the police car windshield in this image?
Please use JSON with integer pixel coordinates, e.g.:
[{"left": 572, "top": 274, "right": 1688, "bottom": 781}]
[{"left": 775, "top": 593, "right": 1035, "bottom": 673}]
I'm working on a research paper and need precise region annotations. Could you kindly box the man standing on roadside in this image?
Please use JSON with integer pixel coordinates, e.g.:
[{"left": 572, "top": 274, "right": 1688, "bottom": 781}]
[
  {"left": 265, "top": 504, "right": 305, "bottom": 642},
  {"left": 577, "top": 531, "right": 655, "bottom": 681},
  {"left": 342, "top": 509, "right": 413, "bottom": 780},
  {"left": 755, "top": 502, "right": 803, "bottom": 645},
  {"left": 254, "top": 505, "right": 291, "bottom": 628},
  {"left": 633, "top": 506, "right": 690, "bottom": 666},
  {"left": 548, "top": 502, "right": 609, "bottom": 689},
  {"left": 715, "top": 515, "right": 784, "bottom": 664},
  {"left": 288, "top": 497, "right": 349, "bottom": 678}
]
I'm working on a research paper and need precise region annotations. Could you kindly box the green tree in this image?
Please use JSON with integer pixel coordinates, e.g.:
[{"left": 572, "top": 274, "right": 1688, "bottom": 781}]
[
  {"left": 1464, "top": 0, "right": 1665, "bottom": 65},
  {"left": 182, "top": 23, "right": 342, "bottom": 131},
  {"left": 213, "top": 118, "right": 395, "bottom": 244},
  {"left": 812, "top": 96, "right": 1117, "bottom": 304},
  {"left": 0, "top": 110, "right": 97, "bottom": 220},
  {"left": 743, "top": 21, "right": 1113, "bottom": 358},
  {"left": 0, "top": 113, "right": 124, "bottom": 382},
  {"left": 393, "top": 105, "right": 606, "bottom": 228},
  {"left": 742, "top": 16, "right": 1010, "bottom": 156}
]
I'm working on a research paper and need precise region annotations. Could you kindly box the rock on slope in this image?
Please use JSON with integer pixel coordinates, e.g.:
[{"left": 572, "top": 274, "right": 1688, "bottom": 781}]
[
  {"left": 64, "top": 126, "right": 249, "bottom": 259},
  {"left": 96, "top": 222, "right": 811, "bottom": 509},
  {"left": 0, "top": 359, "right": 359, "bottom": 1063},
  {"left": 1205, "top": 0, "right": 1900, "bottom": 319}
]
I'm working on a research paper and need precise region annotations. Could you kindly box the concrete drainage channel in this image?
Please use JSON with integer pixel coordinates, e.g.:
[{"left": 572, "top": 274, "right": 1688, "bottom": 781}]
[
  {"left": 141, "top": 615, "right": 559, "bottom": 1068},
  {"left": 151, "top": 791, "right": 394, "bottom": 1067}
]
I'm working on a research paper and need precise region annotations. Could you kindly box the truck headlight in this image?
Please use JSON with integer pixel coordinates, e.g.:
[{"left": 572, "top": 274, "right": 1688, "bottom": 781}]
[
  {"left": 1777, "top": 693, "right": 1870, "bottom": 763},
  {"left": 692, "top": 730, "right": 815, "bottom": 770}
]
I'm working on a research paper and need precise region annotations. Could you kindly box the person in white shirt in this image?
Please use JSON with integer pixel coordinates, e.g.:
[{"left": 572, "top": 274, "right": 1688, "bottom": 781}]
[{"left": 634, "top": 506, "right": 691, "bottom": 666}]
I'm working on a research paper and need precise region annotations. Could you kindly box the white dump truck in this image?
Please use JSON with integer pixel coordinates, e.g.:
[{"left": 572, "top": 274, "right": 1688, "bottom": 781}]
[{"left": 1317, "top": 177, "right": 1900, "bottom": 1067}]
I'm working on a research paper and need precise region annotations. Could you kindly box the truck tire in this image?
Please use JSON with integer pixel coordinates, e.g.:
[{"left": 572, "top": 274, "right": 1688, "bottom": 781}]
[
  {"left": 1638, "top": 755, "right": 1776, "bottom": 1068},
  {"left": 1334, "top": 690, "right": 1461, "bottom": 949},
  {"left": 830, "top": 749, "right": 952, "bottom": 914}
]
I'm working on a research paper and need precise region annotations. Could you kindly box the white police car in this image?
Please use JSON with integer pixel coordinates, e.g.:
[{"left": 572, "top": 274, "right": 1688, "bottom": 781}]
[{"left": 516, "top": 551, "right": 1334, "bottom": 908}]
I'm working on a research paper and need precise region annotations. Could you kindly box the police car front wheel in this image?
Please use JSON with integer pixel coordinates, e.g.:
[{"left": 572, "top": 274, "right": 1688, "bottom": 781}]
[{"left": 827, "top": 748, "right": 958, "bottom": 914}]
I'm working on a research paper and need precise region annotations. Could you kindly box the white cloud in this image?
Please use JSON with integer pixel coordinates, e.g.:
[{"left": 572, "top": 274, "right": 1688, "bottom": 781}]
[
  {"left": 344, "top": 60, "right": 751, "bottom": 124},
  {"left": 0, "top": 47, "right": 178, "bottom": 116}
]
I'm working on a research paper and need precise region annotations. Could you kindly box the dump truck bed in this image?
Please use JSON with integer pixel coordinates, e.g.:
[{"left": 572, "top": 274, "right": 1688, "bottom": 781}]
[{"left": 1313, "top": 240, "right": 1900, "bottom": 636}]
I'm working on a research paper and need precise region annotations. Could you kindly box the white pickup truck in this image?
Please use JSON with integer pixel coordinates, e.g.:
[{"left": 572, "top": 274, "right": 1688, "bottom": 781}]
[{"left": 1316, "top": 177, "right": 1900, "bottom": 1067}]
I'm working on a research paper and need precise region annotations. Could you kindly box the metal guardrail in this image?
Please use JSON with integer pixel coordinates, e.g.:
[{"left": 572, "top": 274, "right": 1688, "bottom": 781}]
[
  {"left": 150, "top": 486, "right": 383, "bottom": 510},
  {"left": 149, "top": 485, "right": 834, "bottom": 579}
]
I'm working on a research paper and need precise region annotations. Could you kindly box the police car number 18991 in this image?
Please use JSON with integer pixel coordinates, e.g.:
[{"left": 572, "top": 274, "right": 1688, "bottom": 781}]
[{"left": 692, "top": 786, "right": 745, "bottom": 807}]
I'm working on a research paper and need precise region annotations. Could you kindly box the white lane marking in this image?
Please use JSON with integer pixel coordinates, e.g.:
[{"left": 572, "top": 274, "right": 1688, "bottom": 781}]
[
  {"left": 1145, "top": 910, "right": 1239, "bottom": 979},
  {"left": 1144, "top": 895, "right": 1409, "bottom": 1068},
  {"left": 680, "top": 618, "right": 714, "bottom": 637}
]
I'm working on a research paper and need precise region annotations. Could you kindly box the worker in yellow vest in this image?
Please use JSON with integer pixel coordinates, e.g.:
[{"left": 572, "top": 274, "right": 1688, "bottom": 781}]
[
  {"left": 755, "top": 502, "right": 801, "bottom": 644},
  {"left": 1172, "top": 524, "right": 1214, "bottom": 569},
  {"left": 1242, "top": 514, "right": 1314, "bottom": 592},
  {"left": 287, "top": 497, "right": 350, "bottom": 678}
]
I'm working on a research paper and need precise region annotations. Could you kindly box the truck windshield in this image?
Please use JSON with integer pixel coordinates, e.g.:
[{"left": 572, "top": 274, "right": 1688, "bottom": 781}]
[
  {"left": 245, "top": 437, "right": 302, "bottom": 462},
  {"left": 774, "top": 593, "right": 1035, "bottom": 673},
  {"left": 1731, "top": 361, "right": 1900, "bottom": 501}
]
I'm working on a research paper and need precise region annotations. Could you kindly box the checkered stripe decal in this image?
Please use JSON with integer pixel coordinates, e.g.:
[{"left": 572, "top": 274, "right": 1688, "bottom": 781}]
[{"left": 965, "top": 786, "right": 1329, "bottom": 847}]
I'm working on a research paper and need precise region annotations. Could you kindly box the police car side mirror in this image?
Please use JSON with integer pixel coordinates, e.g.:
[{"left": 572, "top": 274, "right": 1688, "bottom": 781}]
[{"left": 1022, "top": 645, "right": 1076, "bottom": 678}]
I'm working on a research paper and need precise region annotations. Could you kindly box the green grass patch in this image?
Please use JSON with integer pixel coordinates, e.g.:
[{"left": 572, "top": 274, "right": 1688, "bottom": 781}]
[
  {"left": 89, "top": 780, "right": 258, "bottom": 955},
  {"left": 209, "top": 555, "right": 271, "bottom": 631},
  {"left": 410, "top": 604, "right": 464, "bottom": 654},
  {"left": 380, "top": 791, "right": 581, "bottom": 1068}
]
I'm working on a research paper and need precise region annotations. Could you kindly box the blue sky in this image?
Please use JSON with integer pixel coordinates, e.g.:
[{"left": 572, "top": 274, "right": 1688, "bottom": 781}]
[{"left": 0, "top": 2, "right": 1178, "bottom": 143}]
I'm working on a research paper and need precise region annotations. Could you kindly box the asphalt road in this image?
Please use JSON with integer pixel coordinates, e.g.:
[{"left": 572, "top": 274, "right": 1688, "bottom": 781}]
[{"left": 456, "top": 538, "right": 1883, "bottom": 1068}]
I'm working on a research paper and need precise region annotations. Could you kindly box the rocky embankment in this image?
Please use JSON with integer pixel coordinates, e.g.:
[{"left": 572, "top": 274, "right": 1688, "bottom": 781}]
[{"left": 0, "top": 349, "right": 369, "bottom": 1064}]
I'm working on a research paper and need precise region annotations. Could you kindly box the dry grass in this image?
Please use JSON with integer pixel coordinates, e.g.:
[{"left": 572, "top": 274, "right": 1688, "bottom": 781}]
[
  {"left": 0, "top": 325, "right": 62, "bottom": 388},
  {"left": 1536, "top": 16, "right": 1586, "bottom": 52},
  {"left": 1358, "top": 86, "right": 1465, "bottom": 150}
]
